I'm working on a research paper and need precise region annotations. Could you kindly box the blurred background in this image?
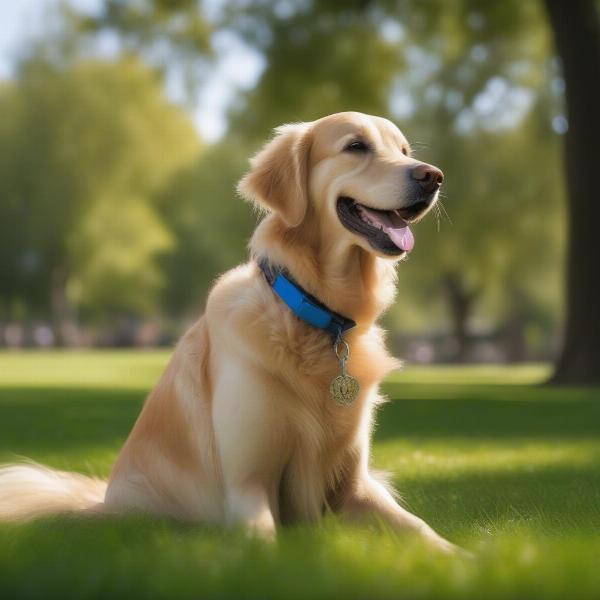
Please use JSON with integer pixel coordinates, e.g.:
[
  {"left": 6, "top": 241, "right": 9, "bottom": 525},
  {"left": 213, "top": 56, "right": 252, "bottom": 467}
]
[{"left": 0, "top": 0, "right": 597, "bottom": 381}]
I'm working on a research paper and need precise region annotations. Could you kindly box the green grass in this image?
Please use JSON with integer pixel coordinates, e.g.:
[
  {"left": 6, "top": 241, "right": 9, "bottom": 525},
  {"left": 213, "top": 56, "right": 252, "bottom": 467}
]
[{"left": 1, "top": 351, "right": 599, "bottom": 599}]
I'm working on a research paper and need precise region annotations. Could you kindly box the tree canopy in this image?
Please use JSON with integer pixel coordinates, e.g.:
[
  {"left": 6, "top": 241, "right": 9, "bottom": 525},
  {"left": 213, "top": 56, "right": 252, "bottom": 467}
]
[{"left": 0, "top": 56, "right": 200, "bottom": 339}]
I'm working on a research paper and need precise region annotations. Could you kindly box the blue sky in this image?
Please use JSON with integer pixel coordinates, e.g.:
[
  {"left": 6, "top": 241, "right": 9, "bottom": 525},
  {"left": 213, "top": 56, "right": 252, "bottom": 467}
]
[{"left": 0, "top": 0, "right": 263, "bottom": 141}]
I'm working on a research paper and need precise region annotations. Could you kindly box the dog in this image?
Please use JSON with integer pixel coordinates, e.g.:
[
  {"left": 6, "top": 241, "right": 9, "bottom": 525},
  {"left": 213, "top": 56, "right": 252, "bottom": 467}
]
[{"left": 0, "top": 111, "right": 455, "bottom": 553}]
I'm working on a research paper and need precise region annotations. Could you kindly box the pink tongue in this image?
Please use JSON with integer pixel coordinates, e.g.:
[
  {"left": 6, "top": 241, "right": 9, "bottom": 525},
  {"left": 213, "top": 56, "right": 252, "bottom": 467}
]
[{"left": 360, "top": 206, "right": 415, "bottom": 252}]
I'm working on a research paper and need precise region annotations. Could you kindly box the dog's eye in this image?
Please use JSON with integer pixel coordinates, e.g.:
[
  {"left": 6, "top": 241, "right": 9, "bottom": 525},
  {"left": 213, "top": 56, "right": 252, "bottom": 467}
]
[
  {"left": 402, "top": 147, "right": 410, "bottom": 156},
  {"left": 344, "top": 140, "right": 370, "bottom": 153}
]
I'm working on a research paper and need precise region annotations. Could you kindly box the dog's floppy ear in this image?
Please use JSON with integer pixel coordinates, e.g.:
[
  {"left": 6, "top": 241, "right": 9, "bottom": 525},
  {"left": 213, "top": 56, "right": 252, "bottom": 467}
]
[{"left": 238, "top": 123, "right": 312, "bottom": 228}]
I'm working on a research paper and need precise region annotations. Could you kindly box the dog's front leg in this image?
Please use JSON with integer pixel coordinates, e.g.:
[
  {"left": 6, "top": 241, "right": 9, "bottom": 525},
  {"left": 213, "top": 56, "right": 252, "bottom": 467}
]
[
  {"left": 212, "top": 358, "right": 284, "bottom": 540},
  {"left": 225, "top": 483, "right": 276, "bottom": 540},
  {"left": 341, "top": 474, "right": 459, "bottom": 554}
]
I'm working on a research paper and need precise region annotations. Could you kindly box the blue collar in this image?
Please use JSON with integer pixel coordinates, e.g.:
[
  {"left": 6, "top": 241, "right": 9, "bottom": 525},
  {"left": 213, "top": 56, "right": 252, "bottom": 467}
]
[{"left": 259, "top": 259, "right": 356, "bottom": 338}]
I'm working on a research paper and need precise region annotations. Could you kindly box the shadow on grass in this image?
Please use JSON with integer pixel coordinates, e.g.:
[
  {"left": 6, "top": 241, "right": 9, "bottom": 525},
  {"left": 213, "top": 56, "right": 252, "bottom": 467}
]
[
  {"left": 392, "top": 460, "right": 600, "bottom": 539},
  {"left": 0, "top": 387, "right": 145, "bottom": 458},
  {"left": 371, "top": 383, "right": 600, "bottom": 539},
  {"left": 376, "top": 384, "right": 600, "bottom": 441},
  {"left": 1, "top": 382, "right": 599, "bottom": 454}
]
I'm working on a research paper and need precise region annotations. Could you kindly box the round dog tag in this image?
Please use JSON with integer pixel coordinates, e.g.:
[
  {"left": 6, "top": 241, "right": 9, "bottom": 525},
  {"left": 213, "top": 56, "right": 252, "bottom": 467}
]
[{"left": 330, "top": 374, "right": 360, "bottom": 406}]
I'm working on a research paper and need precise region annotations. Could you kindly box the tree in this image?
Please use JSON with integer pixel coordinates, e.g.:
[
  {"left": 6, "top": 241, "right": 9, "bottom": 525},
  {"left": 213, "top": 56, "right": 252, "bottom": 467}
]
[
  {"left": 74, "top": 1, "right": 211, "bottom": 65},
  {"left": 73, "top": 0, "right": 212, "bottom": 95},
  {"left": 157, "top": 139, "right": 255, "bottom": 317},
  {"left": 226, "top": 2, "right": 403, "bottom": 138},
  {"left": 0, "top": 57, "right": 200, "bottom": 342},
  {"left": 544, "top": 0, "right": 600, "bottom": 384}
]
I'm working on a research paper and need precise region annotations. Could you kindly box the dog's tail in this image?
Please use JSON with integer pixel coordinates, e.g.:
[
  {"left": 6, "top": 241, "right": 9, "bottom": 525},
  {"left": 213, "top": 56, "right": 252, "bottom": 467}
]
[{"left": 0, "top": 461, "right": 107, "bottom": 521}]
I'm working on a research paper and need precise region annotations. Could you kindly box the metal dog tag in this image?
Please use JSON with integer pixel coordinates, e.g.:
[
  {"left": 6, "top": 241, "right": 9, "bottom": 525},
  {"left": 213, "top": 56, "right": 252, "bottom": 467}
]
[{"left": 330, "top": 336, "right": 359, "bottom": 406}]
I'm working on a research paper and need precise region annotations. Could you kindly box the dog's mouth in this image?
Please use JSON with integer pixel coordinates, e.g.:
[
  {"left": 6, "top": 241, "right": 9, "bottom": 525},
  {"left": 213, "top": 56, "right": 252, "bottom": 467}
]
[{"left": 336, "top": 197, "right": 429, "bottom": 256}]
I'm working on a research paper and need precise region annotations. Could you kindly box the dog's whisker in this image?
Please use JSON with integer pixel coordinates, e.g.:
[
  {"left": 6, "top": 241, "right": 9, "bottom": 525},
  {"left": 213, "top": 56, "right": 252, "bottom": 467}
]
[
  {"left": 435, "top": 204, "right": 442, "bottom": 232},
  {"left": 407, "top": 141, "right": 430, "bottom": 158},
  {"left": 438, "top": 199, "right": 453, "bottom": 226}
]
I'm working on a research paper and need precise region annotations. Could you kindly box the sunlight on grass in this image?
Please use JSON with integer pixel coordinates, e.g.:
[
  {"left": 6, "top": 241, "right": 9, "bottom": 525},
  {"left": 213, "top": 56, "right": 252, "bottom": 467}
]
[
  {"left": 375, "top": 439, "right": 600, "bottom": 478},
  {"left": 0, "top": 350, "right": 171, "bottom": 390},
  {"left": 389, "top": 363, "right": 551, "bottom": 385},
  {"left": 0, "top": 352, "right": 551, "bottom": 389}
]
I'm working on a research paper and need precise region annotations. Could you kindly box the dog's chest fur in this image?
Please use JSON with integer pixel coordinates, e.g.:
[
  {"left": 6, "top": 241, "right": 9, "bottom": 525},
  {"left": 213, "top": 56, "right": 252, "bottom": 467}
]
[{"left": 208, "top": 263, "right": 398, "bottom": 521}]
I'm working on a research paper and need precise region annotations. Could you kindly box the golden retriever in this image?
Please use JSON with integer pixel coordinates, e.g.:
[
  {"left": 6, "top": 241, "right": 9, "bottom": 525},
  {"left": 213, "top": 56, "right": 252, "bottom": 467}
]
[{"left": 0, "top": 111, "right": 455, "bottom": 553}]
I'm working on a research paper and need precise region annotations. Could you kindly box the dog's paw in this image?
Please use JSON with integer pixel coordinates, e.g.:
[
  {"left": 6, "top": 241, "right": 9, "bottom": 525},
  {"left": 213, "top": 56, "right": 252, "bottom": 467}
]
[{"left": 435, "top": 537, "right": 474, "bottom": 559}]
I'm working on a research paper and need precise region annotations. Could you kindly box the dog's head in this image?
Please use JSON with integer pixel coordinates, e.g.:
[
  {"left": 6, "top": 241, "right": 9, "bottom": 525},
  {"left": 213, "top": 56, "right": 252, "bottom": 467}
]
[{"left": 238, "top": 111, "right": 443, "bottom": 259}]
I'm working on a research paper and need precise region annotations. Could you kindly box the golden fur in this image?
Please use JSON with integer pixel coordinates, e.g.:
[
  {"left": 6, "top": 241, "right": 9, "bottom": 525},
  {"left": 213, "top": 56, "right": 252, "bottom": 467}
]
[{"left": 0, "top": 112, "right": 456, "bottom": 553}]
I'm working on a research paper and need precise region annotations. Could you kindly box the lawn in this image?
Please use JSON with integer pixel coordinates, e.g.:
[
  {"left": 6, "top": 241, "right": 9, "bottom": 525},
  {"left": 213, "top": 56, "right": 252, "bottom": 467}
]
[{"left": 0, "top": 351, "right": 599, "bottom": 599}]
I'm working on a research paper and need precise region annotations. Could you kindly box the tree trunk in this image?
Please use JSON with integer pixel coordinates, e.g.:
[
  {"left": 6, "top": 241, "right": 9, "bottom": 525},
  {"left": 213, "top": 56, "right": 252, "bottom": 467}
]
[
  {"left": 50, "top": 265, "right": 78, "bottom": 347},
  {"left": 545, "top": 0, "right": 600, "bottom": 384},
  {"left": 442, "top": 273, "right": 476, "bottom": 362},
  {"left": 504, "top": 289, "right": 528, "bottom": 363}
]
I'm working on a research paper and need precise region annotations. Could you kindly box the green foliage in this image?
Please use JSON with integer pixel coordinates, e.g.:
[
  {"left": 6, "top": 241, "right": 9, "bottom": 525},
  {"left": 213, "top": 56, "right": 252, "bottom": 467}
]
[
  {"left": 158, "top": 139, "right": 256, "bottom": 315},
  {"left": 0, "top": 57, "right": 200, "bottom": 320},
  {"left": 70, "top": 0, "right": 213, "bottom": 99},
  {"left": 69, "top": 195, "right": 173, "bottom": 317},
  {"left": 74, "top": 0, "right": 212, "bottom": 70},
  {"left": 1, "top": 353, "right": 600, "bottom": 598},
  {"left": 227, "top": 2, "right": 404, "bottom": 138},
  {"left": 380, "top": 0, "right": 563, "bottom": 330}
]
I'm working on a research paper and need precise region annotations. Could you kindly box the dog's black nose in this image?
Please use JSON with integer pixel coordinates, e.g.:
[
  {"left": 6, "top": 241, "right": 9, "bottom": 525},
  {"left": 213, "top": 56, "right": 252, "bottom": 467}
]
[{"left": 411, "top": 163, "right": 444, "bottom": 194}]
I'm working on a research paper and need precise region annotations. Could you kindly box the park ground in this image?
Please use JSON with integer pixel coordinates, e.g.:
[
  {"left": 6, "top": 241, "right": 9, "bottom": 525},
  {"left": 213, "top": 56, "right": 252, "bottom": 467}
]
[{"left": 0, "top": 351, "right": 599, "bottom": 599}]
